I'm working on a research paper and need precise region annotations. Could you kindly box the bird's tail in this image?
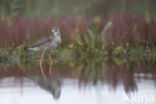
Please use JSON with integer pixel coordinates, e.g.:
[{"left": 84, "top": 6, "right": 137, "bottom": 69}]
[
  {"left": 24, "top": 46, "right": 29, "bottom": 50},
  {"left": 24, "top": 46, "right": 38, "bottom": 51}
]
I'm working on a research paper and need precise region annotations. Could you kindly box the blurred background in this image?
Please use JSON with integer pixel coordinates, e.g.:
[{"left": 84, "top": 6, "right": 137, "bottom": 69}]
[
  {"left": 0, "top": 1, "right": 156, "bottom": 104},
  {"left": 0, "top": 0, "right": 156, "bottom": 47},
  {"left": 0, "top": 0, "right": 156, "bottom": 18}
]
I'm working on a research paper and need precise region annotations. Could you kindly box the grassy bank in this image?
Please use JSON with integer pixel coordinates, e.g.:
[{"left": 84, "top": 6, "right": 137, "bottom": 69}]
[{"left": 0, "top": 44, "right": 156, "bottom": 66}]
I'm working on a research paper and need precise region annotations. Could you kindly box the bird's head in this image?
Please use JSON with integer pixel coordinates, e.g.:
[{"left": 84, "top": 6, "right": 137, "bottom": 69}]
[
  {"left": 52, "top": 27, "right": 60, "bottom": 36},
  {"left": 52, "top": 27, "right": 59, "bottom": 33}
]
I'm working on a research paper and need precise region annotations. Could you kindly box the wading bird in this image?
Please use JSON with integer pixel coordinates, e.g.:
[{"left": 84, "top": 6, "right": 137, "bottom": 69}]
[{"left": 24, "top": 27, "right": 61, "bottom": 73}]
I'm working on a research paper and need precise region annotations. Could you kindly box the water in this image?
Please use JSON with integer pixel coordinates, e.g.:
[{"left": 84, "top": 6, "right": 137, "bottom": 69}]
[{"left": 0, "top": 62, "right": 156, "bottom": 104}]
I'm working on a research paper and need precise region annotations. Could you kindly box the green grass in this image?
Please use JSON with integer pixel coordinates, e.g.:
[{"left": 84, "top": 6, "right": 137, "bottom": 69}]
[{"left": 0, "top": 44, "right": 156, "bottom": 66}]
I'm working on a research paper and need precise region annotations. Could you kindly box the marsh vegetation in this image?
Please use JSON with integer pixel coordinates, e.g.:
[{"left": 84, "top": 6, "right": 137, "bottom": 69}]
[{"left": 0, "top": 0, "right": 156, "bottom": 104}]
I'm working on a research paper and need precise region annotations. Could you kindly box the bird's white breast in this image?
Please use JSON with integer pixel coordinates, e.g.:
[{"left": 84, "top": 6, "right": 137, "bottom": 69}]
[
  {"left": 52, "top": 35, "right": 61, "bottom": 48},
  {"left": 57, "top": 36, "right": 61, "bottom": 44}
]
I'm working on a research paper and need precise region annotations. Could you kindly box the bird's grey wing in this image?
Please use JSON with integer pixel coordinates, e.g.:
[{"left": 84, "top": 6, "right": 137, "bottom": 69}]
[{"left": 30, "top": 35, "right": 53, "bottom": 48}]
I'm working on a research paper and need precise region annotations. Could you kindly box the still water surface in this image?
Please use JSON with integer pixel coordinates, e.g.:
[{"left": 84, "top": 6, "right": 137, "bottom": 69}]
[{"left": 0, "top": 62, "right": 155, "bottom": 104}]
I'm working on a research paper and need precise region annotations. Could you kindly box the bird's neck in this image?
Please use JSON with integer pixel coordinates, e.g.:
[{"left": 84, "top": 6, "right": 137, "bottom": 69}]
[
  {"left": 54, "top": 31, "right": 60, "bottom": 36},
  {"left": 53, "top": 32, "right": 60, "bottom": 37}
]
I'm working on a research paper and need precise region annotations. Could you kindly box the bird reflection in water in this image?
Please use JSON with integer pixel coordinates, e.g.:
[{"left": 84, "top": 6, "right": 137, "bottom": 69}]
[
  {"left": 34, "top": 75, "right": 61, "bottom": 100},
  {"left": 38, "top": 56, "right": 61, "bottom": 100}
]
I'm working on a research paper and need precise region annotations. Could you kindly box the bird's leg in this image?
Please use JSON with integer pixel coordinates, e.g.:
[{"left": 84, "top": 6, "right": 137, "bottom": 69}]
[
  {"left": 40, "top": 50, "right": 45, "bottom": 64},
  {"left": 40, "top": 50, "right": 46, "bottom": 79},
  {"left": 49, "top": 53, "right": 52, "bottom": 75},
  {"left": 40, "top": 63, "right": 46, "bottom": 79}
]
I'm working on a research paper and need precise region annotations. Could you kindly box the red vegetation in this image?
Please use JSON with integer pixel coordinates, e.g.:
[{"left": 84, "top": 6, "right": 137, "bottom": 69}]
[
  {"left": 0, "top": 13, "right": 156, "bottom": 48},
  {"left": 105, "top": 13, "right": 156, "bottom": 49}
]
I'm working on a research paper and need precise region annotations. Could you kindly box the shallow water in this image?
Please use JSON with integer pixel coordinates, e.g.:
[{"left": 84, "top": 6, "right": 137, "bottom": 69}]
[{"left": 0, "top": 62, "right": 156, "bottom": 104}]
